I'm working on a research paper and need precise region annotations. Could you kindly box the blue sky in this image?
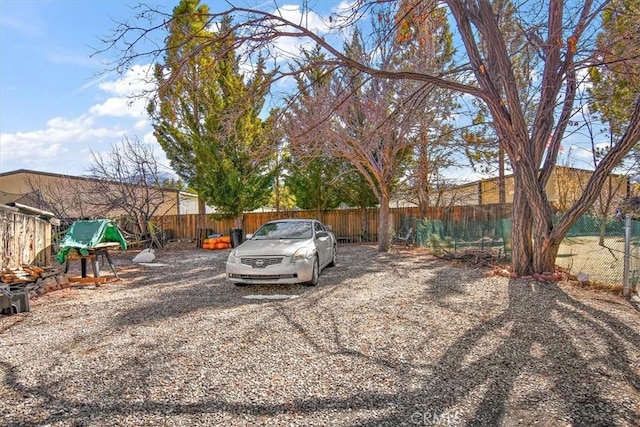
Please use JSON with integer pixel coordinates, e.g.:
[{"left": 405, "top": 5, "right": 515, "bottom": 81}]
[
  {"left": 0, "top": 0, "right": 603, "bottom": 181},
  {"left": 0, "top": 0, "right": 349, "bottom": 178},
  {"left": 0, "top": 1, "right": 174, "bottom": 175}
]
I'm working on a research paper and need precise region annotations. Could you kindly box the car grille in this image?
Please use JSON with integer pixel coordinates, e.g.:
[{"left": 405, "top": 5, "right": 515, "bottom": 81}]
[
  {"left": 239, "top": 274, "right": 296, "bottom": 281},
  {"left": 240, "top": 257, "right": 284, "bottom": 268}
]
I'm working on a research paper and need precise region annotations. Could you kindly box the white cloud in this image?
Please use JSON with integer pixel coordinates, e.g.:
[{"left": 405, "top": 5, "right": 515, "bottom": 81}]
[
  {"left": 5, "top": 115, "right": 123, "bottom": 145},
  {"left": 0, "top": 66, "right": 157, "bottom": 174},
  {"left": 0, "top": 114, "right": 127, "bottom": 165},
  {"left": 142, "top": 131, "right": 157, "bottom": 145},
  {"left": 46, "top": 115, "right": 95, "bottom": 133},
  {"left": 97, "top": 64, "right": 155, "bottom": 96},
  {"left": 88, "top": 64, "right": 155, "bottom": 118},
  {"left": 0, "top": 138, "right": 67, "bottom": 164},
  {"left": 577, "top": 66, "right": 592, "bottom": 92},
  {"left": 276, "top": 4, "right": 329, "bottom": 31},
  {"left": 266, "top": 4, "right": 341, "bottom": 62},
  {"left": 45, "top": 50, "right": 97, "bottom": 68},
  {"left": 0, "top": 14, "right": 42, "bottom": 37},
  {"left": 134, "top": 119, "right": 149, "bottom": 130},
  {"left": 89, "top": 96, "right": 148, "bottom": 118}
]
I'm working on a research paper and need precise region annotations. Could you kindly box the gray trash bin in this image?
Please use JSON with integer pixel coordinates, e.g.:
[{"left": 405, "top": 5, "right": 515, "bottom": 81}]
[{"left": 230, "top": 228, "right": 243, "bottom": 248}]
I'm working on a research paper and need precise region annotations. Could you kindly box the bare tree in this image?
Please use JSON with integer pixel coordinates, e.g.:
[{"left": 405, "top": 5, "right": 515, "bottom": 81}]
[
  {"left": 86, "top": 137, "right": 174, "bottom": 247},
  {"left": 23, "top": 175, "right": 102, "bottom": 229},
  {"left": 285, "top": 65, "right": 417, "bottom": 250},
  {"left": 282, "top": 9, "right": 455, "bottom": 251},
  {"left": 576, "top": 99, "right": 633, "bottom": 245},
  {"left": 405, "top": 121, "right": 461, "bottom": 217},
  {"left": 99, "top": 0, "right": 640, "bottom": 275}
]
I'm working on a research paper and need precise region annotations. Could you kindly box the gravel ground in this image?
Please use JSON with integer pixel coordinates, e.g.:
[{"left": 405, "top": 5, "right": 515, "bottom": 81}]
[{"left": 1, "top": 243, "right": 639, "bottom": 426}]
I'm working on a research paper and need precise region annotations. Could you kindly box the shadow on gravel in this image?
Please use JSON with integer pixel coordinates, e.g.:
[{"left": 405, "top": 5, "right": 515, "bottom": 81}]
[
  {"left": 3, "top": 248, "right": 638, "bottom": 426},
  {"left": 354, "top": 279, "right": 640, "bottom": 426},
  {"left": 110, "top": 245, "right": 389, "bottom": 328},
  {"left": 269, "top": 277, "right": 640, "bottom": 426}
]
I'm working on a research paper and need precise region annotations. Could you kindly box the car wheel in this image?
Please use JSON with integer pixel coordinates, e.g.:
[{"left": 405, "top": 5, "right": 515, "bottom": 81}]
[
  {"left": 328, "top": 245, "right": 337, "bottom": 267},
  {"left": 305, "top": 256, "right": 319, "bottom": 286}
]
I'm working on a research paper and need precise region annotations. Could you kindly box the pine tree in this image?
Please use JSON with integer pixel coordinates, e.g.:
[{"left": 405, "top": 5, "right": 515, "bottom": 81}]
[{"left": 148, "top": 0, "right": 273, "bottom": 227}]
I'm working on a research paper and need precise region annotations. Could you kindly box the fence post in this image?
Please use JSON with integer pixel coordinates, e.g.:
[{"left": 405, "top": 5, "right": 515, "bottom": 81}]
[{"left": 623, "top": 213, "right": 631, "bottom": 297}]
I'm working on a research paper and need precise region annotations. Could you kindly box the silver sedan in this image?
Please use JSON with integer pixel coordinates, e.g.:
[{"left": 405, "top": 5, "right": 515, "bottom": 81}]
[{"left": 225, "top": 219, "right": 337, "bottom": 286}]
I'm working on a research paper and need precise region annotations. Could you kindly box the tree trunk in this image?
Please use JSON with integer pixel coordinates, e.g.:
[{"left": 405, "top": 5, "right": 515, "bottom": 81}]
[
  {"left": 510, "top": 187, "right": 534, "bottom": 275},
  {"left": 512, "top": 205, "right": 561, "bottom": 275},
  {"left": 378, "top": 194, "right": 391, "bottom": 252},
  {"left": 598, "top": 176, "right": 614, "bottom": 247},
  {"left": 533, "top": 235, "right": 560, "bottom": 274},
  {"left": 274, "top": 178, "right": 281, "bottom": 213},
  {"left": 598, "top": 217, "right": 607, "bottom": 247},
  {"left": 511, "top": 170, "right": 561, "bottom": 275},
  {"left": 360, "top": 206, "right": 368, "bottom": 242},
  {"left": 531, "top": 203, "right": 560, "bottom": 273}
]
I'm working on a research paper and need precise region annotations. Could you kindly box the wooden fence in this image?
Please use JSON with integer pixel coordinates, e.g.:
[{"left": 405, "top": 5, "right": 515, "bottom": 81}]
[
  {"left": 153, "top": 204, "right": 512, "bottom": 244},
  {"left": 0, "top": 206, "right": 52, "bottom": 268}
]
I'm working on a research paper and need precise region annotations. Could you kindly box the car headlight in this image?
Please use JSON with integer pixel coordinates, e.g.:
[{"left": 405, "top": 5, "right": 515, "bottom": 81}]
[
  {"left": 228, "top": 249, "right": 239, "bottom": 260},
  {"left": 291, "top": 247, "right": 311, "bottom": 263}
]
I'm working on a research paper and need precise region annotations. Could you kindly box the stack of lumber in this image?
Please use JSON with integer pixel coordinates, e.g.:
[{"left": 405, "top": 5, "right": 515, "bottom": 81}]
[
  {"left": 1, "top": 264, "right": 53, "bottom": 284},
  {"left": 202, "top": 236, "right": 232, "bottom": 250},
  {"left": 1, "top": 265, "right": 71, "bottom": 303}
]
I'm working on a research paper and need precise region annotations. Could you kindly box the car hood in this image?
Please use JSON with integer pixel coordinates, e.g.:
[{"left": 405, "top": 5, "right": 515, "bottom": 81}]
[{"left": 233, "top": 238, "right": 313, "bottom": 257}]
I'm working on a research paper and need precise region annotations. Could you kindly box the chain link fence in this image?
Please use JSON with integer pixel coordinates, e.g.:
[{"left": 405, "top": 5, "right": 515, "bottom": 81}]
[
  {"left": 400, "top": 214, "right": 640, "bottom": 289},
  {"left": 398, "top": 216, "right": 508, "bottom": 257},
  {"left": 554, "top": 215, "right": 640, "bottom": 289}
]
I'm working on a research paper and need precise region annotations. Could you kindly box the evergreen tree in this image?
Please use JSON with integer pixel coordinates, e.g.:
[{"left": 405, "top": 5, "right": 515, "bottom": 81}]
[
  {"left": 589, "top": 0, "right": 640, "bottom": 140},
  {"left": 147, "top": 0, "right": 273, "bottom": 227}
]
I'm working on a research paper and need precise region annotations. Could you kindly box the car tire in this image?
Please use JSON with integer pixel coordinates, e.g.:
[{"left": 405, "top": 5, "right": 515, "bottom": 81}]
[
  {"left": 328, "top": 245, "right": 337, "bottom": 267},
  {"left": 305, "top": 256, "right": 319, "bottom": 286}
]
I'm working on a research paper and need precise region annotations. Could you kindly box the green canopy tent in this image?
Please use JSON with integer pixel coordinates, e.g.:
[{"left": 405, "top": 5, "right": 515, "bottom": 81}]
[{"left": 57, "top": 219, "right": 127, "bottom": 264}]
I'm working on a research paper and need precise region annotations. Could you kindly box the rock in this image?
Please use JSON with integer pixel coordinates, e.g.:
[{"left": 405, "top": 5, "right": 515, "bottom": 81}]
[
  {"left": 41, "top": 277, "right": 57, "bottom": 292},
  {"left": 132, "top": 248, "right": 156, "bottom": 263},
  {"left": 55, "top": 274, "right": 70, "bottom": 286}
]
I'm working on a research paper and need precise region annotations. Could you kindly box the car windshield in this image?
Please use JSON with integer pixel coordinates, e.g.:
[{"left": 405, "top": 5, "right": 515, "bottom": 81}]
[{"left": 253, "top": 221, "right": 313, "bottom": 240}]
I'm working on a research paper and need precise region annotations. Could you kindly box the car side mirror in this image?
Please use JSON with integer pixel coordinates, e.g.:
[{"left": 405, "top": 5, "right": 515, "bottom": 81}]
[{"left": 245, "top": 233, "right": 254, "bottom": 239}]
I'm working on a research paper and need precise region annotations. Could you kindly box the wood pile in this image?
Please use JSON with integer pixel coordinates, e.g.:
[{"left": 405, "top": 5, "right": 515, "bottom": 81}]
[
  {"left": 1, "top": 264, "right": 60, "bottom": 285},
  {"left": 1, "top": 264, "right": 71, "bottom": 302}
]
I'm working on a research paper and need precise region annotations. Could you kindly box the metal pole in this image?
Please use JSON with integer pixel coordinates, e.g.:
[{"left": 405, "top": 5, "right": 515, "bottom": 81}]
[{"left": 623, "top": 213, "right": 631, "bottom": 297}]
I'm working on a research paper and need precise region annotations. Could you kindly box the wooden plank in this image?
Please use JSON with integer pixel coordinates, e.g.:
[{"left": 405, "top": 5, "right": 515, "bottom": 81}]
[
  {"left": 0, "top": 209, "right": 52, "bottom": 269},
  {"left": 68, "top": 277, "right": 107, "bottom": 284}
]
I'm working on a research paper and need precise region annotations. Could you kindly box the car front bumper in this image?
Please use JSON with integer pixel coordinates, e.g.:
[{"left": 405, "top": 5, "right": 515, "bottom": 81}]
[{"left": 226, "top": 256, "right": 314, "bottom": 285}]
